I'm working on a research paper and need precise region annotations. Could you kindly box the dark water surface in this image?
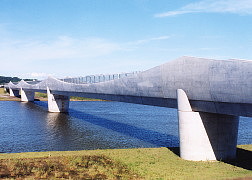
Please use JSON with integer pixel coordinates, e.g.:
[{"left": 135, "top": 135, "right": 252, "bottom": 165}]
[{"left": 0, "top": 101, "right": 251, "bottom": 153}]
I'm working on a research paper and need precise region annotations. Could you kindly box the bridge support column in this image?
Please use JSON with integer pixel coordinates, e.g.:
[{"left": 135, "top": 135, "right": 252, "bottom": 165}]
[
  {"left": 9, "top": 88, "right": 19, "bottom": 97},
  {"left": 20, "top": 88, "right": 35, "bottom": 102},
  {"left": 177, "top": 89, "right": 239, "bottom": 161},
  {"left": 47, "top": 87, "right": 70, "bottom": 112}
]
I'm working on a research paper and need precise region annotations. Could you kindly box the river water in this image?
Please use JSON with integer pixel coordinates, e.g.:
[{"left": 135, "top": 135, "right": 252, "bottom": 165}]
[{"left": 0, "top": 101, "right": 251, "bottom": 153}]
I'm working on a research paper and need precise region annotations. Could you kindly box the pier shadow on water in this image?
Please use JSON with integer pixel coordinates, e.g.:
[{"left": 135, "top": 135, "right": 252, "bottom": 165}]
[
  {"left": 33, "top": 101, "right": 179, "bottom": 147},
  {"left": 69, "top": 109, "right": 179, "bottom": 147}
]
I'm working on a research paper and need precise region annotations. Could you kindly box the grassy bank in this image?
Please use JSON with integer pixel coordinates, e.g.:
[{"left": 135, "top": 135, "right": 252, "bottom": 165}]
[
  {"left": 0, "top": 145, "right": 251, "bottom": 179},
  {"left": 35, "top": 92, "right": 105, "bottom": 101},
  {"left": 0, "top": 88, "right": 103, "bottom": 101},
  {"left": 0, "top": 88, "right": 20, "bottom": 101}
]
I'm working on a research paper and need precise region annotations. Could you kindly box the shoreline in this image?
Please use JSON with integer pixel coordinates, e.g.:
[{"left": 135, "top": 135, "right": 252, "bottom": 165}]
[
  {"left": 0, "top": 95, "right": 104, "bottom": 102},
  {"left": 0, "top": 87, "right": 104, "bottom": 101},
  {"left": 1, "top": 144, "right": 251, "bottom": 156}
]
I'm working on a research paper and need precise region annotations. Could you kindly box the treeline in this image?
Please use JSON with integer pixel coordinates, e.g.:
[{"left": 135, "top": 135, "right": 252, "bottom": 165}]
[{"left": 0, "top": 76, "right": 36, "bottom": 84}]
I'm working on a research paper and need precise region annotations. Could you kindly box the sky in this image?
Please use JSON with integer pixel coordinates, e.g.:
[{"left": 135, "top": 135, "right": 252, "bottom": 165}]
[{"left": 0, "top": 0, "right": 252, "bottom": 79}]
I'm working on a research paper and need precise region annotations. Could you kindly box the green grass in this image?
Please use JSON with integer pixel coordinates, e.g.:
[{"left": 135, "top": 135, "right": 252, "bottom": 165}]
[
  {"left": 0, "top": 145, "right": 251, "bottom": 179},
  {"left": 70, "top": 96, "right": 105, "bottom": 101},
  {"left": 34, "top": 92, "right": 103, "bottom": 101},
  {"left": 35, "top": 92, "right": 47, "bottom": 98}
]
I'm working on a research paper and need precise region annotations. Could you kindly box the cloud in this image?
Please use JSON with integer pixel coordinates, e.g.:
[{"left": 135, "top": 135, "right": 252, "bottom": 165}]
[
  {"left": 136, "top": 35, "right": 170, "bottom": 44},
  {"left": 0, "top": 32, "right": 172, "bottom": 79},
  {"left": 128, "top": 35, "right": 170, "bottom": 45},
  {"left": 0, "top": 36, "right": 121, "bottom": 62},
  {"left": 154, "top": 0, "right": 252, "bottom": 17},
  {"left": 28, "top": 72, "right": 55, "bottom": 78}
]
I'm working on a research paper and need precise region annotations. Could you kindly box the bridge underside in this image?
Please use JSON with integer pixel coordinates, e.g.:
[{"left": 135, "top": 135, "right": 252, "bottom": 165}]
[{"left": 10, "top": 87, "right": 252, "bottom": 117}]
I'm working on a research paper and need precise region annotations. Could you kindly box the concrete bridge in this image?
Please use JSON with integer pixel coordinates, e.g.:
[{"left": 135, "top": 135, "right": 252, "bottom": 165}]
[{"left": 5, "top": 56, "right": 252, "bottom": 161}]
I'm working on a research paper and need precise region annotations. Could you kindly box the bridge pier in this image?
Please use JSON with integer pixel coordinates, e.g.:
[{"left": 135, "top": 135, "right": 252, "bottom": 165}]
[
  {"left": 9, "top": 88, "right": 19, "bottom": 97},
  {"left": 47, "top": 87, "right": 70, "bottom": 112},
  {"left": 20, "top": 88, "right": 35, "bottom": 102},
  {"left": 177, "top": 89, "right": 239, "bottom": 161}
]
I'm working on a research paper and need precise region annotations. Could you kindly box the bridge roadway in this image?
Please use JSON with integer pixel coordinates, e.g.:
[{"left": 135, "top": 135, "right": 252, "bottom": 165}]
[{"left": 5, "top": 56, "right": 252, "bottom": 161}]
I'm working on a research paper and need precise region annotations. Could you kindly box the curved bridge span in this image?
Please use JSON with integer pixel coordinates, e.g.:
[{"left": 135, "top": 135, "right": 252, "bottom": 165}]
[{"left": 5, "top": 56, "right": 252, "bottom": 161}]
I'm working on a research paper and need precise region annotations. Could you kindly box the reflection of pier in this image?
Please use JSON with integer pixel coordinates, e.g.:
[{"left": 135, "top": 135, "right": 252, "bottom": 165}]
[{"left": 5, "top": 56, "right": 252, "bottom": 161}]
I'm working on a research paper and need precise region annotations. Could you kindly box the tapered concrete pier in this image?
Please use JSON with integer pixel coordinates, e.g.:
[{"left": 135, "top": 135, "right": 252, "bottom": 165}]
[
  {"left": 20, "top": 88, "right": 35, "bottom": 102},
  {"left": 47, "top": 87, "right": 70, "bottom": 112},
  {"left": 9, "top": 88, "right": 19, "bottom": 97},
  {"left": 177, "top": 89, "right": 239, "bottom": 161}
]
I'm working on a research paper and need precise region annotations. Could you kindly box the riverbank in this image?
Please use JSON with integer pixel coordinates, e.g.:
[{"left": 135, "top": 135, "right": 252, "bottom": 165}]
[
  {"left": 0, "top": 88, "right": 103, "bottom": 101},
  {"left": 0, "top": 88, "right": 20, "bottom": 101},
  {"left": 0, "top": 145, "right": 251, "bottom": 179}
]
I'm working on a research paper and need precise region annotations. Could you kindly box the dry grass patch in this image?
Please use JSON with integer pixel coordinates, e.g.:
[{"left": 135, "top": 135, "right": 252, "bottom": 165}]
[{"left": 0, "top": 155, "right": 141, "bottom": 179}]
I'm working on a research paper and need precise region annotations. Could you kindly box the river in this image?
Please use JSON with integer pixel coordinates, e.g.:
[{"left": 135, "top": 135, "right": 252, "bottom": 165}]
[{"left": 0, "top": 101, "right": 251, "bottom": 153}]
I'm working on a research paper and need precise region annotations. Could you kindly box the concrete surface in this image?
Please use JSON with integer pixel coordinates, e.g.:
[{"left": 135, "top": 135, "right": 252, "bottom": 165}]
[
  {"left": 177, "top": 89, "right": 239, "bottom": 161},
  {"left": 20, "top": 88, "right": 35, "bottom": 102},
  {"left": 47, "top": 87, "right": 70, "bottom": 112}
]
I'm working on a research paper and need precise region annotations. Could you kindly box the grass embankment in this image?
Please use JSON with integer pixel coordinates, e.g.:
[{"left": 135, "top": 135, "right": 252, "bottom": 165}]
[
  {"left": 0, "top": 88, "right": 20, "bottom": 101},
  {"left": 35, "top": 92, "right": 104, "bottom": 101},
  {"left": 0, "top": 88, "right": 103, "bottom": 101},
  {"left": 0, "top": 145, "right": 251, "bottom": 179}
]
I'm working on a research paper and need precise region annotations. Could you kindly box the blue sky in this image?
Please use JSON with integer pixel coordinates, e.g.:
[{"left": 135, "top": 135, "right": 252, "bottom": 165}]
[{"left": 0, "top": 0, "right": 252, "bottom": 79}]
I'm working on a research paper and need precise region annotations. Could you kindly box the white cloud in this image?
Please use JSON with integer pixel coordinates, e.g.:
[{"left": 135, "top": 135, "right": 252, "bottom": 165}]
[
  {"left": 128, "top": 35, "right": 170, "bottom": 45},
  {"left": 29, "top": 72, "right": 55, "bottom": 78},
  {"left": 0, "top": 29, "right": 170, "bottom": 65},
  {"left": 0, "top": 36, "right": 121, "bottom": 62},
  {"left": 0, "top": 32, "right": 172, "bottom": 79},
  {"left": 155, "top": 0, "right": 252, "bottom": 17}
]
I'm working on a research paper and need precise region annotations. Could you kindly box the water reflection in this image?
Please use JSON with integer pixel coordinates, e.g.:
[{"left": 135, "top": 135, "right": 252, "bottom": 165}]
[{"left": 46, "top": 112, "right": 69, "bottom": 131}]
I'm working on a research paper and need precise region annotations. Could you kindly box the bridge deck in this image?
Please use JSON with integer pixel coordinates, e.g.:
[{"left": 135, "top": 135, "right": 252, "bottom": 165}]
[{"left": 6, "top": 56, "right": 252, "bottom": 117}]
